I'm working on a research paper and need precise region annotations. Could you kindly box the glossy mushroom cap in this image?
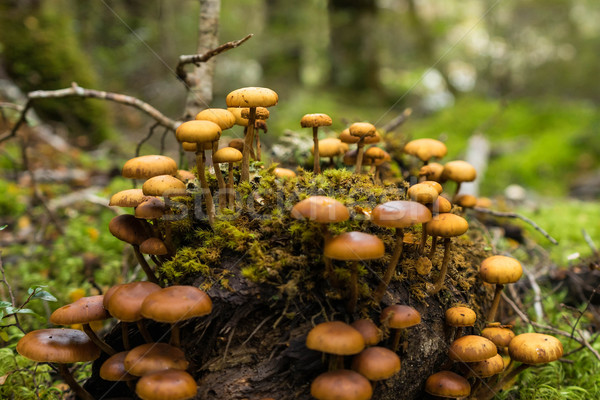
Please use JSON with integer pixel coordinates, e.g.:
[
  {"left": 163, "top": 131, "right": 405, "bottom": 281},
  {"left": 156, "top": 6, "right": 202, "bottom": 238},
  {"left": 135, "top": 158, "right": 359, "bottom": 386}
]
[
  {"left": 122, "top": 155, "right": 178, "bottom": 180},
  {"left": 301, "top": 113, "right": 333, "bottom": 128},
  {"left": 380, "top": 305, "right": 421, "bottom": 329},
  {"left": 404, "top": 138, "right": 448, "bottom": 162},
  {"left": 445, "top": 306, "right": 476, "bottom": 327},
  {"left": 310, "top": 370, "right": 372, "bottom": 400},
  {"left": 508, "top": 333, "right": 563, "bottom": 364},
  {"left": 480, "top": 255, "right": 523, "bottom": 284},
  {"left": 109, "top": 189, "right": 146, "bottom": 207},
  {"left": 109, "top": 214, "right": 150, "bottom": 245},
  {"left": 481, "top": 325, "right": 515, "bottom": 348},
  {"left": 50, "top": 295, "right": 108, "bottom": 325},
  {"left": 419, "top": 162, "right": 445, "bottom": 182},
  {"left": 351, "top": 346, "right": 401, "bottom": 381},
  {"left": 425, "top": 213, "right": 469, "bottom": 238},
  {"left": 142, "top": 175, "right": 186, "bottom": 197},
  {"left": 106, "top": 282, "right": 162, "bottom": 322},
  {"left": 135, "top": 197, "right": 166, "bottom": 220},
  {"left": 140, "top": 238, "right": 169, "bottom": 256},
  {"left": 141, "top": 286, "right": 212, "bottom": 323},
  {"left": 349, "top": 122, "right": 376, "bottom": 139},
  {"left": 424, "top": 370, "right": 470, "bottom": 398},
  {"left": 17, "top": 328, "right": 101, "bottom": 363},
  {"left": 273, "top": 167, "right": 297, "bottom": 178},
  {"left": 442, "top": 160, "right": 477, "bottom": 183},
  {"left": 175, "top": 120, "right": 222, "bottom": 144},
  {"left": 306, "top": 321, "right": 365, "bottom": 356},
  {"left": 407, "top": 183, "right": 439, "bottom": 204},
  {"left": 350, "top": 319, "right": 383, "bottom": 346},
  {"left": 449, "top": 335, "right": 497, "bottom": 362},
  {"left": 124, "top": 343, "right": 189, "bottom": 376},
  {"left": 195, "top": 108, "right": 236, "bottom": 130},
  {"left": 100, "top": 351, "right": 136, "bottom": 381},
  {"left": 226, "top": 87, "right": 279, "bottom": 108},
  {"left": 291, "top": 196, "right": 349, "bottom": 224},
  {"left": 136, "top": 369, "right": 198, "bottom": 400},
  {"left": 371, "top": 201, "right": 432, "bottom": 229},
  {"left": 324, "top": 232, "right": 385, "bottom": 261},
  {"left": 469, "top": 353, "right": 505, "bottom": 377},
  {"left": 213, "top": 147, "right": 243, "bottom": 164}
]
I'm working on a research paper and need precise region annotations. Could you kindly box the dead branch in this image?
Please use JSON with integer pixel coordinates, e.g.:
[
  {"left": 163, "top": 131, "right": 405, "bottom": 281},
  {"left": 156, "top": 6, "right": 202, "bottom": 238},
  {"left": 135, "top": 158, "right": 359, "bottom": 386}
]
[
  {"left": 176, "top": 34, "right": 253, "bottom": 82},
  {"left": 136, "top": 122, "right": 161, "bottom": 157},
  {"left": 381, "top": 108, "right": 412, "bottom": 133},
  {"left": 472, "top": 207, "right": 559, "bottom": 245}
]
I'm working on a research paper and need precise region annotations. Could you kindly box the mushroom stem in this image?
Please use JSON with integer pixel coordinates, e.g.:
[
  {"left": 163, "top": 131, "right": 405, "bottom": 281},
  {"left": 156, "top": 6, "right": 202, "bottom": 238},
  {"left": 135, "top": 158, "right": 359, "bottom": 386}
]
[
  {"left": 132, "top": 245, "right": 160, "bottom": 285},
  {"left": 150, "top": 255, "right": 163, "bottom": 268},
  {"left": 82, "top": 323, "right": 116, "bottom": 355},
  {"left": 212, "top": 141, "right": 227, "bottom": 211},
  {"left": 427, "top": 238, "right": 452, "bottom": 295},
  {"left": 162, "top": 216, "right": 175, "bottom": 256},
  {"left": 391, "top": 329, "right": 402, "bottom": 352},
  {"left": 420, "top": 223, "right": 429, "bottom": 255},
  {"left": 373, "top": 228, "right": 404, "bottom": 304},
  {"left": 255, "top": 126, "right": 262, "bottom": 161},
  {"left": 487, "top": 284, "right": 505, "bottom": 323},
  {"left": 241, "top": 107, "right": 257, "bottom": 183},
  {"left": 453, "top": 182, "right": 462, "bottom": 200},
  {"left": 121, "top": 322, "right": 130, "bottom": 350},
  {"left": 355, "top": 138, "right": 366, "bottom": 174},
  {"left": 57, "top": 364, "right": 95, "bottom": 400},
  {"left": 321, "top": 226, "right": 338, "bottom": 287},
  {"left": 347, "top": 261, "right": 359, "bottom": 313},
  {"left": 477, "top": 363, "right": 529, "bottom": 400},
  {"left": 227, "top": 162, "right": 235, "bottom": 209},
  {"left": 195, "top": 150, "right": 216, "bottom": 226},
  {"left": 328, "top": 354, "right": 343, "bottom": 371},
  {"left": 313, "top": 126, "right": 321, "bottom": 174},
  {"left": 428, "top": 235, "right": 438, "bottom": 259},
  {"left": 170, "top": 322, "right": 181, "bottom": 348},
  {"left": 137, "top": 320, "right": 154, "bottom": 343}
]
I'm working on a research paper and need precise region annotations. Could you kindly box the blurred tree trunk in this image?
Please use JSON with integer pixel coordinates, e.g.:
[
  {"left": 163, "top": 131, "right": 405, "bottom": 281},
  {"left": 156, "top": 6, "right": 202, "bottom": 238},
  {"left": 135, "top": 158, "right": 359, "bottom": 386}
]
[
  {"left": 182, "top": 0, "right": 220, "bottom": 120},
  {"left": 328, "top": 0, "right": 380, "bottom": 91}
]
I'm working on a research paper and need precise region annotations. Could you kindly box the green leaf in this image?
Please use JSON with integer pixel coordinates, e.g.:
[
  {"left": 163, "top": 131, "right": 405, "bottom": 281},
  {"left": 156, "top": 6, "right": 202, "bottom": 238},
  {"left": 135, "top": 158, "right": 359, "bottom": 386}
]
[
  {"left": 0, "top": 225, "right": 6, "bottom": 230},
  {"left": 3, "top": 306, "right": 36, "bottom": 316},
  {"left": 0, "top": 329, "right": 8, "bottom": 342},
  {"left": 31, "top": 290, "right": 57, "bottom": 302},
  {"left": 0, "top": 301, "right": 11, "bottom": 308}
]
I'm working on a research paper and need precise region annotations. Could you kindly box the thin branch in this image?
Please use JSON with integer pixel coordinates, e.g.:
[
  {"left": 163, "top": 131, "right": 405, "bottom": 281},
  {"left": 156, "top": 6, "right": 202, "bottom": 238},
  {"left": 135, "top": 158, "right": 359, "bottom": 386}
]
[
  {"left": 381, "top": 108, "right": 413, "bottom": 133},
  {"left": 136, "top": 122, "right": 161, "bottom": 157},
  {"left": 472, "top": 207, "right": 559, "bottom": 245},
  {"left": 0, "top": 102, "right": 25, "bottom": 112},
  {"left": 0, "top": 101, "right": 32, "bottom": 144},
  {"left": 176, "top": 34, "right": 253, "bottom": 81}
]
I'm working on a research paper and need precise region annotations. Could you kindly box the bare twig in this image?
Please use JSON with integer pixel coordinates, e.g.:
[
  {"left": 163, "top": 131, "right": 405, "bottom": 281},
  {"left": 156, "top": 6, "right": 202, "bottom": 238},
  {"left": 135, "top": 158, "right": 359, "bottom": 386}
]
[
  {"left": 176, "top": 34, "right": 253, "bottom": 81},
  {"left": 523, "top": 266, "right": 544, "bottom": 321},
  {"left": 136, "top": 122, "right": 161, "bottom": 157},
  {"left": 0, "top": 253, "right": 24, "bottom": 333},
  {"left": 381, "top": 108, "right": 412, "bottom": 133},
  {"left": 0, "top": 101, "right": 32, "bottom": 144},
  {"left": 0, "top": 102, "right": 25, "bottom": 112},
  {"left": 472, "top": 207, "right": 558, "bottom": 245}
]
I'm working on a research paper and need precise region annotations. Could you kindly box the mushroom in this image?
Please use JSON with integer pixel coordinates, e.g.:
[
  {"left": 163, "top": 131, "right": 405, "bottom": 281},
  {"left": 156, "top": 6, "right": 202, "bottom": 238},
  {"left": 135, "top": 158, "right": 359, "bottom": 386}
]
[
  {"left": 350, "top": 319, "right": 383, "bottom": 347},
  {"left": 213, "top": 147, "right": 243, "bottom": 210},
  {"left": 425, "top": 213, "right": 469, "bottom": 295},
  {"left": 441, "top": 160, "right": 477, "bottom": 199},
  {"left": 419, "top": 162, "right": 445, "bottom": 182},
  {"left": 122, "top": 155, "right": 178, "bottom": 181},
  {"left": 479, "top": 255, "right": 523, "bottom": 322},
  {"left": 351, "top": 346, "right": 401, "bottom": 389},
  {"left": 467, "top": 353, "right": 505, "bottom": 379},
  {"left": 448, "top": 335, "right": 498, "bottom": 364},
  {"left": 370, "top": 201, "right": 432, "bottom": 303},
  {"left": 424, "top": 370, "right": 471, "bottom": 399},
  {"left": 324, "top": 232, "right": 385, "bottom": 312},
  {"left": 306, "top": 321, "right": 365, "bottom": 370},
  {"left": 123, "top": 342, "right": 189, "bottom": 376},
  {"left": 406, "top": 183, "right": 439, "bottom": 255},
  {"left": 404, "top": 138, "right": 447, "bottom": 166},
  {"left": 454, "top": 194, "right": 477, "bottom": 210},
  {"left": 481, "top": 323, "right": 515, "bottom": 353},
  {"left": 380, "top": 304, "right": 421, "bottom": 352},
  {"left": 312, "top": 137, "right": 346, "bottom": 169},
  {"left": 241, "top": 106, "right": 270, "bottom": 161},
  {"left": 348, "top": 122, "right": 377, "bottom": 174},
  {"left": 141, "top": 285, "right": 212, "bottom": 348},
  {"left": 50, "top": 295, "right": 115, "bottom": 355},
  {"left": 17, "top": 329, "right": 100, "bottom": 400},
  {"left": 136, "top": 369, "right": 198, "bottom": 400},
  {"left": 109, "top": 188, "right": 146, "bottom": 208},
  {"left": 100, "top": 351, "right": 136, "bottom": 382},
  {"left": 139, "top": 237, "right": 169, "bottom": 266},
  {"left": 301, "top": 113, "right": 333, "bottom": 173},
  {"left": 310, "top": 369, "right": 372, "bottom": 400},
  {"left": 226, "top": 87, "right": 279, "bottom": 182},
  {"left": 445, "top": 306, "right": 476, "bottom": 342}
]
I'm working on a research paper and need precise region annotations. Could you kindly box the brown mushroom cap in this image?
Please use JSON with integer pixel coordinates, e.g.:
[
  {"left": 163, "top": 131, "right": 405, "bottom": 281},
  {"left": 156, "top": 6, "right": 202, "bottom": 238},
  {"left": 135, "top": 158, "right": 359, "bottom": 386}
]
[
  {"left": 109, "top": 214, "right": 150, "bottom": 245},
  {"left": 407, "top": 183, "right": 439, "bottom": 204},
  {"left": 195, "top": 108, "right": 236, "bottom": 130},
  {"left": 227, "top": 108, "right": 249, "bottom": 127},
  {"left": 176, "top": 170, "right": 196, "bottom": 182},
  {"left": 103, "top": 284, "right": 124, "bottom": 309},
  {"left": 324, "top": 232, "right": 385, "bottom": 261},
  {"left": 100, "top": 351, "right": 136, "bottom": 381},
  {"left": 313, "top": 138, "right": 346, "bottom": 158},
  {"left": 449, "top": 335, "right": 498, "bottom": 362},
  {"left": 226, "top": 87, "right": 279, "bottom": 108},
  {"left": 291, "top": 196, "right": 349, "bottom": 224},
  {"left": 135, "top": 197, "right": 166, "bottom": 220},
  {"left": 50, "top": 295, "right": 108, "bottom": 325},
  {"left": 468, "top": 353, "right": 505, "bottom": 377},
  {"left": 475, "top": 197, "right": 493, "bottom": 209},
  {"left": 424, "top": 370, "right": 470, "bottom": 398},
  {"left": 106, "top": 282, "right": 162, "bottom": 322},
  {"left": 349, "top": 122, "right": 376, "bottom": 138},
  {"left": 136, "top": 369, "right": 198, "bottom": 400},
  {"left": 140, "top": 237, "right": 168, "bottom": 256},
  {"left": 481, "top": 326, "right": 515, "bottom": 348},
  {"left": 213, "top": 147, "right": 243, "bottom": 164},
  {"left": 508, "top": 333, "right": 563, "bottom": 364},
  {"left": 339, "top": 129, "right": 360, "bottom": 144},
  {"left": 425, "top": 213, "right": 469, "bottom": 238},
  {"left": 371, "top": 201, "right": 432, "bottom": 229},
  {"left": 380, "top": 305, "right": 421, "bottom": 329},
  {"left": 419, "top": 162, "right": 445, "bottom": 182},
  {"left": 273, "top": 167, "right": 297, "bottom": 178},
  {"left": 306, "top": 321, "right": 365, "bottom": 356},
  {"left": 430, "top": 196, "right": 453, "bottom": 214},
  {"left": 124, "top": 343, "right": 189, "bottom": 376},
  {"left": 175, "top": 120, "right": 221, "bottom": 144},
  {"left": 480, "top": 255, "right": 523, "bottom": 284},
  {"left": 141, "top": 286, "right": 212, "bottom": 323},
  {"left": 442, "top": 160, "right": 477, "bottom": 183},
  {"left": 364, "top": 146, "right": 387, "bottom": 163},
  {"left": 404, "top": 138, "right": 447, "bottom": 162},
  {"left": 454, "top": 194, "right": 477, "bottom": 208},
  {"left": 182, "top": 142, "right": 199, "bottom": 152},
  {"left": 351, "top": 346, "right": 401, "bottom": 381},
  {"left": 142, "top": 175, "right": 187, "bottom": 197},
  {"left": 241, "top": 106, "right": 270, "bottom": 120},
  {"left": 122, "top": 155, "right": 178, "bottom": 180},
  {"left": 445, "top": 306, "right": 477, "bottom": 327},
  {"left": 301, "top": 113, "right": 333, "bottom": 128},
  {"left": 420, "top": 180, "right": 444, "bottom": 194},
  {"left": 350, "top": 319, "right": 383, "bottom": 347},
  {"left": 17, "top": 328, "right": 101, "bottom": 363},
  {"left": 310, "top": 370, "right": 373, "bottom": 400},
  {"left": 109, "top": 189, "right": 146, "bottom": 208}
]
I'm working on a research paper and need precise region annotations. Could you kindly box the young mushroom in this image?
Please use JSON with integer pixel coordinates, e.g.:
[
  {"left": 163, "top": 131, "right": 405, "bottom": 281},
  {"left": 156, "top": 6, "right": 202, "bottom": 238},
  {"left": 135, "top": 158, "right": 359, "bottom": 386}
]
[
  {"left": 306, "top": 321, "right": 365, "bottom": 370},
  {"left": 310, "top": 369, "right": 372, "bottom": 400},
  {"left": 123, "top": 342, "right": 189, "bottom": 376},
  {"left": 351, "top": 319, "right": 383, "bottom": 347},
  {"left": 301, "top": 113, "right": 333, "bottom": 174},
  {"left": 448, "top": 335, "right": 497, "bottom": 364},
  {"left": 424, "top": 370, "right": 471, "bottom": 399},
  {"left": 351, "top": 346, "right": 401, "bottom": 390},
  {"left": 122, "top": 155, "right": 178, "bottom": 181},
  {"left": 480, "top": 255, "right": 523, "bottom": 322},
  {"left": 380, "top": 304, "right": 421, "bottom": 352},
  {"left": 136, "top": 369, "right": 198, "bottom": 400},
  {"left": 348, "top": 122, "right": 377, "bottom": 174},
  {"left": 212, "top": 147, "right": 243, "bottom": 210},
  {"left": 404, "top": 138, "right": 447, "bottom": 166},
  {"left": 242, "top": 106, "right": 269, "bottom": 160},
  {"left": 445, "top": 306, "right": 476, "bottom": 342},
  {"left": 441, "top": 160, "right": 477, "bottom": 199}
]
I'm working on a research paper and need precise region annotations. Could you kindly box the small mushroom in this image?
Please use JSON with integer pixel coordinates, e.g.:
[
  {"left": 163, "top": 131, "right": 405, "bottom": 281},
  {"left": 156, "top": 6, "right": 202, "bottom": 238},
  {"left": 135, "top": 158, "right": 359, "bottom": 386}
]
[
  {"left": 213, "top": 147, "right": 243, "bottom": 210},
  {"left": 380, "top": 305, "right": 421, "bottom": 352},
  {"left": 480, "top": 255, "right": 523, "bottom": 322},
  {"left": 404, "top": 138, "right": 447, "bottom": 166},
  {"left": 348, "top": 122, "right": 377, "bottom": 174},
  {"left": 301, "top": 113, "right": 333, "bottom": 173},
  {"left": 306, "top": 321, "right": 365, "bottom": 370},
  {"left": 351, "top": 346, "right": 400, "bottom": 389},
  {"left": 311, "top": 369, "right": 372, "bottom": 400},
  {"left": 136, "top": 369, "right": 198, "bottom": 400},
  {"left": 122, "top": 155, "right": 178, "bottom": 181},
  {"left": 124, "top": 342, "right": 189, "bottom": 376},
  {"left": 441, "top": 160, "right": 477, "bottom": 199},
  {"left": 445, "top": 306, "right": 476, "bottom": 342},
  {"left": 448, "top": 335, "right": 497, "bottom": 364},
  {"left": 424, "top": 370, "right": 470, "bottom": 399},
  {"left": 350, "top": 319, "right": 383, "bottom": 347}
]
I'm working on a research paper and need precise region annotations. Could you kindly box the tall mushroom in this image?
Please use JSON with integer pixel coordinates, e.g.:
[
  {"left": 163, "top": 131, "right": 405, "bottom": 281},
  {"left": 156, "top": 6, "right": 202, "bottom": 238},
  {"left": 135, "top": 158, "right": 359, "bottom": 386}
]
[
  {"left": 213, "top": 147, "right": 243, "bottom": 210},
  {"left": 348, "top": 122, "right": 377, "bottom": 174},
  {"left": 242, "top": 106, "right": 270, "bottom": 161},
  {"left": 226, "top": 87, "right": 278, "bottom": 183},
  {"left": 301, "top": 113, "right": 333, "bottom": 174},
  {"left": 441, "top": 160, "right": 477, "bottom": 199},
  {"left": 480, "top": 255, "right": 523, "bottom": 322}
]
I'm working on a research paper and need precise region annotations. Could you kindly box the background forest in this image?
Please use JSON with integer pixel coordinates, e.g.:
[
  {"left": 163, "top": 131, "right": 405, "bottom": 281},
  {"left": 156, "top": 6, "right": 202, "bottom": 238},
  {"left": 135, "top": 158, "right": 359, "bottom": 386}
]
[{"left": 0, "top": 0, "right": 599, "bottom": 399}]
